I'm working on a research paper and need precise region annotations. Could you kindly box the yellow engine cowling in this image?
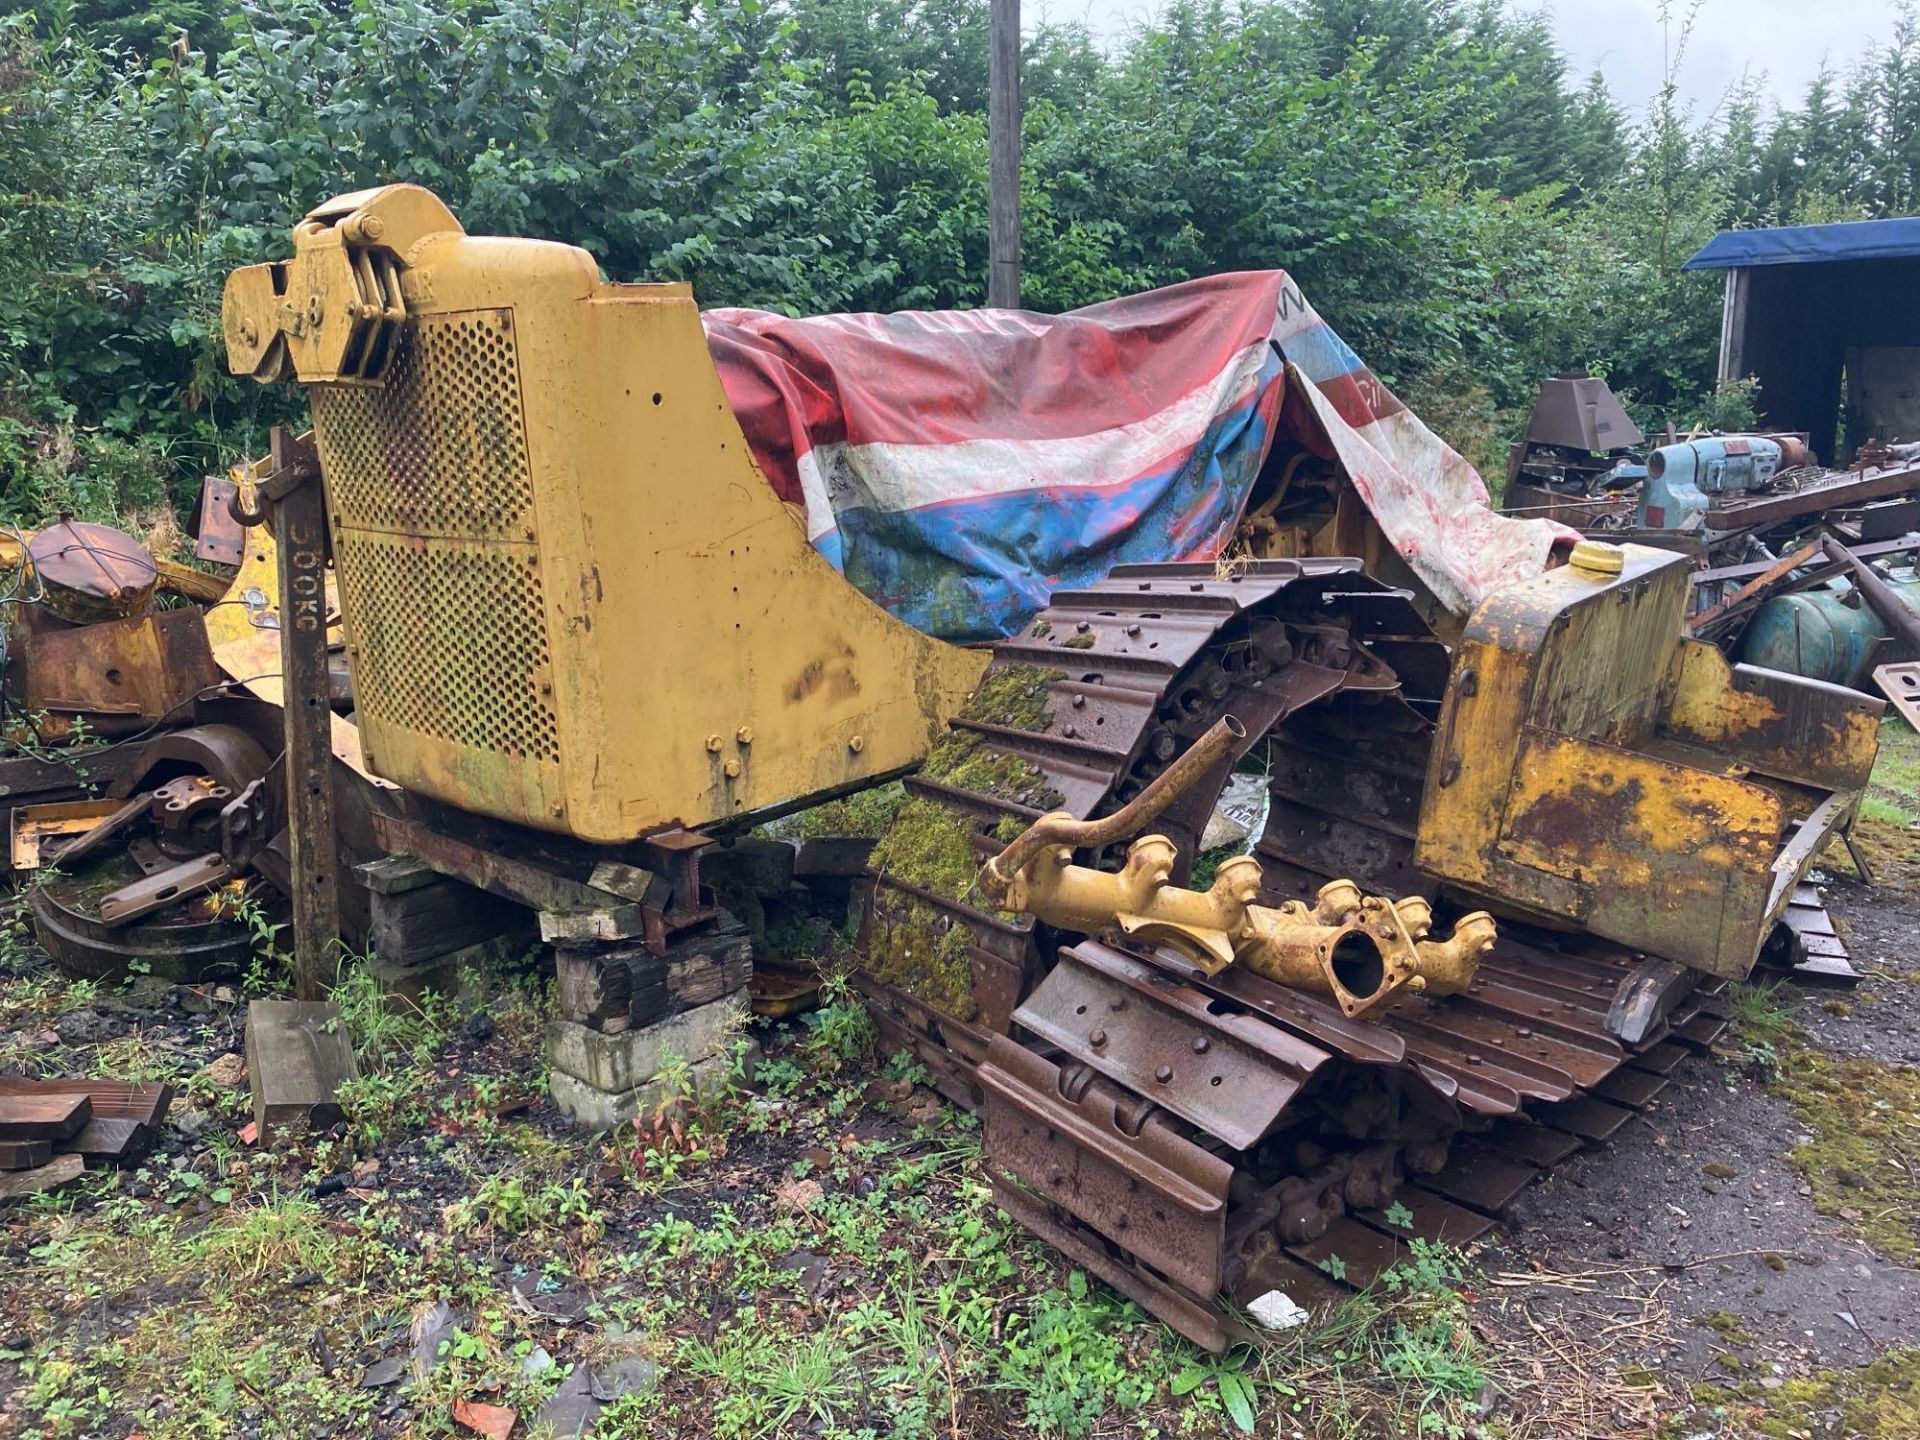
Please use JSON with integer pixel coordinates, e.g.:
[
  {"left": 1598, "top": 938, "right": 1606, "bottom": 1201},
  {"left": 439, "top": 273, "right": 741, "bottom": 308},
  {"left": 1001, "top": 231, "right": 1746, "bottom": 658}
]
[
  {"left": 1416, "top": 541, "right": 1883, "bottom": 977},
  {"left": 223, "top": 185, "right": 985, "bottom": 842}
]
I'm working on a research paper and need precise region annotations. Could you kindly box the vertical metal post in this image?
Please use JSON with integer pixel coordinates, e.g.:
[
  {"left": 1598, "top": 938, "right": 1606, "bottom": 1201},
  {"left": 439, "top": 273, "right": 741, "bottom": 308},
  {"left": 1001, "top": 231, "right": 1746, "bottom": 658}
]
[
  {"left": 269, "top": 426, "right": 342, "bottom": 999},
  {"left": 988, "top": 0, "right": 1021, "bottom": 309}
]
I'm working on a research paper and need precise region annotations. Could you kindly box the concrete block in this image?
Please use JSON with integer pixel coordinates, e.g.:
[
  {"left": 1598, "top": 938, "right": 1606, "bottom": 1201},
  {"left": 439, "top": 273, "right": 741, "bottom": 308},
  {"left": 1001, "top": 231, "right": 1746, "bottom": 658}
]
[
  {"left": 546, "top": 1049, "right": 746, "bottom": 1131},
  {"left": 245, "top": 1000, "right": 360, "bottom": 1140},
  {"left": 543, "top": 993, "right": 745, "bottom": 1094}
]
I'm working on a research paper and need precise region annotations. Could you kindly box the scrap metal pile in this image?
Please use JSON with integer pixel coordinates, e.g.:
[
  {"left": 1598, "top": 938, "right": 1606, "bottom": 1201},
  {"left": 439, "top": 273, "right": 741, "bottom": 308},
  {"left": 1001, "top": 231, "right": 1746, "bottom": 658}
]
[
  {"left": 0, "top": 184, "right": 1895, "bottom": 1347},
  {"left": 1502, "top": 373, "right": 1920, "bottom": 711}
]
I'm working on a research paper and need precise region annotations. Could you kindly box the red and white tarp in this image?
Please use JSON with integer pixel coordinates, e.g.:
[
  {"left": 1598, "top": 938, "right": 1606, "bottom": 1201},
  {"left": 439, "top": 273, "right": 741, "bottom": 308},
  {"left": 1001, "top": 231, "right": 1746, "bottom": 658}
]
[{"left": 706, "top": 272, "right": 1573, "bottom": 642}]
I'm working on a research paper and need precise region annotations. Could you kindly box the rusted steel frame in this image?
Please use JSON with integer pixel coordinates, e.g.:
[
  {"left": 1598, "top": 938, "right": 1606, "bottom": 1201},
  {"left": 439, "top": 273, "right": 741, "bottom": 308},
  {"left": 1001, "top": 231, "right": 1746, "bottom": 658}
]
[
  {"left": 988, "top": 716, "right": 1244, "bottom": 884},
  {"left": 252, "top": 429, "right": 344, "bottom": 999},
  {"left": 1693, "top": 532, "right": 1920, "bottom": 587},
  {"left": 1687, "top": 539, "right": 1821, "bottom": 635}
]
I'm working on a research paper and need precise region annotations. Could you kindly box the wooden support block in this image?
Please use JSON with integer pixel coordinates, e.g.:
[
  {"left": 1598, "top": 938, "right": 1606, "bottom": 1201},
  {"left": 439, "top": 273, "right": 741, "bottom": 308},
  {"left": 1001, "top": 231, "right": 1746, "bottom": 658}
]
[
  {"left": 554, "top": 920, "right": 754, "bottom": 1031},
  {"left": 356, "top": 854, "right": 444, "bottom": 896},
  {"left": 65, "top": 1117, "right": 157, "bottom": 1168},
  {"left": 0, "top": 1152, "right": 84, "bottom": 1202},
  {"left": 370, "top": 875, "right": 533, "bottom": 968},
  {"left": 0, "top": 1078, "right": 174, "bottom": 1128},
  {"left": 0, "top": 1094, "right": 92, "bottom": 1142},
  {"left": 245, "top": 1000, "right": 360, "bottom": 1140},
  {"left": 0, "top": 1139, "right": 52, "bottom": 1170}
]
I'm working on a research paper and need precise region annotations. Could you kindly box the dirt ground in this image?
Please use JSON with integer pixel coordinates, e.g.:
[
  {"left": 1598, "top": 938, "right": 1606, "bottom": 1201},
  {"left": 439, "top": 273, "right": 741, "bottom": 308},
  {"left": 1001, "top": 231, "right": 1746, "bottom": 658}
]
[{"left": 4, "top": 737, "right": 1920, "bottom": 1437}]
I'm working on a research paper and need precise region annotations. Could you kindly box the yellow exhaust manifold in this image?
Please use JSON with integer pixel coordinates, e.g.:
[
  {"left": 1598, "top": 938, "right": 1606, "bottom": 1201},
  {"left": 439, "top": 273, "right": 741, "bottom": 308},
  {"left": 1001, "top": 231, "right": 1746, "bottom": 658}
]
[{"left": 979, "top": 718, "right": 1496, "bottom": 1020}]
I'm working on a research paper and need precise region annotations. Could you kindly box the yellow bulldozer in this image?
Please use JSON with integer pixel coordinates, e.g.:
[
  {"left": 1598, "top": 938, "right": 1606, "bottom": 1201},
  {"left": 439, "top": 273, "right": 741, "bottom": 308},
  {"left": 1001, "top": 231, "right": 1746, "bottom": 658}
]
[{"left": 219, "top": 183, "right": 1881, "bottom": 1347}]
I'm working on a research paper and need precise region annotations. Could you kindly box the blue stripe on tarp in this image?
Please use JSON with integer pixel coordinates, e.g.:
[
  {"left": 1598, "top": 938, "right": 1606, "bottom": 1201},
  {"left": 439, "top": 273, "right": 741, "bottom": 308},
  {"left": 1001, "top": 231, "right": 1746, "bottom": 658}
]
[
  {"left": 818, "top": 368, "right": 1280, "bottom": 641},
  {"left": 1275, "top": 324, "right": 1366, "bottom": 384},
  {"left": 1683, "top": 216, "right": 1920, "bottom": 270}
]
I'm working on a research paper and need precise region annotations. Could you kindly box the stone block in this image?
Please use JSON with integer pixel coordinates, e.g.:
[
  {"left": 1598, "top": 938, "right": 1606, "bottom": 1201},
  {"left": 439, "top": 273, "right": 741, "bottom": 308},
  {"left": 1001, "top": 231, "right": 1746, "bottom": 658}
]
[
  {"left": 547, "top": 1049, "right": 745, "bottom": 1131},
  {"left": 543, "top": 993, "right": 746, "bottom": 1095}
]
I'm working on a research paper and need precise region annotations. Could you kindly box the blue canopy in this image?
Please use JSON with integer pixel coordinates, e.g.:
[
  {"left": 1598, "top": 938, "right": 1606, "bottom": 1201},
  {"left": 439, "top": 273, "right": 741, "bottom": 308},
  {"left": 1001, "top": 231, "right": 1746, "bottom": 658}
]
[{"left": 1684, "top": 217, "right": 1920, "bottom": 270}]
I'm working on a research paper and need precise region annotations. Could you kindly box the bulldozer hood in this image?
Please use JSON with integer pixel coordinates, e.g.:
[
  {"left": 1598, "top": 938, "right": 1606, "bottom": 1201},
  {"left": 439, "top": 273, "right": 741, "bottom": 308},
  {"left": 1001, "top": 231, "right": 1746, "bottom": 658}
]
[{"left": 706, "top": 271, "right": 1574, "bottom": 641}]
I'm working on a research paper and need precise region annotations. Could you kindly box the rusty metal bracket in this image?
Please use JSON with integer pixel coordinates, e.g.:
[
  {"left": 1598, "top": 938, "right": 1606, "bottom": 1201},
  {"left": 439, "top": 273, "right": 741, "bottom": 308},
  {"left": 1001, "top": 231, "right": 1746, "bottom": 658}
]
[{"left": 97, "top": 853, "right": 232, "bottom": 929}]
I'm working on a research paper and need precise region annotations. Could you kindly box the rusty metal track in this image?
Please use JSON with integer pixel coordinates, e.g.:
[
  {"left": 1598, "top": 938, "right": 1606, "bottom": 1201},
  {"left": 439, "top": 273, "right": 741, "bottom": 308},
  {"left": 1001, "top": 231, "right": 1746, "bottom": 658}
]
[{"left": 855, "top": 560, "right": 1761, "bottom": 1350}]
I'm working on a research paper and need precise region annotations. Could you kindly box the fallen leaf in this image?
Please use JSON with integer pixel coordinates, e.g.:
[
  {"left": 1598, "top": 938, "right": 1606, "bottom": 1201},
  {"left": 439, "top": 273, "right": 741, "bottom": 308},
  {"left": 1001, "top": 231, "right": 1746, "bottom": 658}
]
[
  {"left": 452, "top": 1397, "right": 516, "bottom": 1439},
  {"left": 353, "top": 1157, "right": 381, "bottom": 1181},
  {"left": 773, "top": 1176, "right": 824, "bottom": 1213}
]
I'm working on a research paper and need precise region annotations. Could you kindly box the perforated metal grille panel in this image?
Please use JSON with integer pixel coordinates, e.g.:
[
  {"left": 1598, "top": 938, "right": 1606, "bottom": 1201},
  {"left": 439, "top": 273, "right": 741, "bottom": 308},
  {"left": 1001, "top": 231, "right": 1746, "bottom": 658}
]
[
  {"left": 311, "top": 310, "right": 533, "bottom": 539},
  {"left": 330, "top": 535, "right": 560, "bottom": 762},
  {"left": 311, "top": 309, "right": 561, "bottom": 767}
]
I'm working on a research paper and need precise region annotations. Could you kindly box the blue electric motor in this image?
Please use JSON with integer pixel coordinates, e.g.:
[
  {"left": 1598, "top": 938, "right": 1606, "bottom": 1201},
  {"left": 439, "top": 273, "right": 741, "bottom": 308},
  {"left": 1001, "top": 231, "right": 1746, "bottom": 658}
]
[{"left": 1634, "top": 435, "right": 1810, "bottom": 530}]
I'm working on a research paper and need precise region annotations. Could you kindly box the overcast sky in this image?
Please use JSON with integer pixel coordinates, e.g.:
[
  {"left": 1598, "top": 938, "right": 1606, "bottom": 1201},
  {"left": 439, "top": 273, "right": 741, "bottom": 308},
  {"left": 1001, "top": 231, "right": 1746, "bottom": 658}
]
[{"left": 1051, "top": 0, "right": 1903, "bottom": 117}]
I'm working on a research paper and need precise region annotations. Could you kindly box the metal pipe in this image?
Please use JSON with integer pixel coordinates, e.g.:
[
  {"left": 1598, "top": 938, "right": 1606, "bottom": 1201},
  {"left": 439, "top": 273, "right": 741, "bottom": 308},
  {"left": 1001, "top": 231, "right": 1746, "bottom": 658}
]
[
  {"left": 985, "top": 715, "right": 1246, "bottom": 893},
  {"left": 1820, "top": 536, "right": 1920, "bottom": 653}
]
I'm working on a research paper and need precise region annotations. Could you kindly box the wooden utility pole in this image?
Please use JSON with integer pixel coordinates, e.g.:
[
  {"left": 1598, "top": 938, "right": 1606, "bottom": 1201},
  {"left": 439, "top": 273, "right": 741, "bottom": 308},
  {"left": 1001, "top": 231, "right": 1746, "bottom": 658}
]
[{"left": 988, "top": 0, "right": 1021, "bottom": 308}]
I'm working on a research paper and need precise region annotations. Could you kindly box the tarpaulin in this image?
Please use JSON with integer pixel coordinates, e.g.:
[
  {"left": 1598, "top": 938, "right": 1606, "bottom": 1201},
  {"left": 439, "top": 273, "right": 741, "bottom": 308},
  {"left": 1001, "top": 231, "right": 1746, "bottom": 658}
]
[
  {"left": 705, "top": 272, "right": 1570, "bottom": 642},
  {"left": 1684, "top": 217, "right": 1920, "bottom": 270}
]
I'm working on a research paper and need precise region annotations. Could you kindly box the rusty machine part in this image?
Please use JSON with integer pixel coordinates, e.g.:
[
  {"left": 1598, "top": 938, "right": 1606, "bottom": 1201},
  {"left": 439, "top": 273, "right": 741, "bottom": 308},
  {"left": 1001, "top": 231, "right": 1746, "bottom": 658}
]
[
  {"left": 854, "top": 545, "right": 1864, "bottom": 1349},
  {"left": 23, "top": 518, "right": 159, "bottom": 624},
  {"left": 27, "top": 723, "right": 282, "bottom": 982},
  {"left": 11, "top": 607, "right": 221, "bottom": 738}
]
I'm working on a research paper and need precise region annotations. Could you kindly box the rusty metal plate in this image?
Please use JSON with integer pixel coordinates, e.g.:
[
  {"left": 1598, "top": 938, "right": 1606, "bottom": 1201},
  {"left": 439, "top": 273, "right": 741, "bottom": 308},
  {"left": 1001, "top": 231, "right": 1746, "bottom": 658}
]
[
  {"left": 1627, "top": 1040, "right": 1690, "bottom": 1077},
  {"left": 1538, "top": 1094, "right": 1635, "bottom": 1142},
  {"left": 1483, "top": 1119, "right": 1583, "bottom": 1168},
  {"left": 1285, "top": 1215, "right": 1412, "bottom": 1289},
  {"left": 1875, "top": 661, "right": 1920, "bottom": 730},
  {"left": 1358, "top": 1188, "right": 1496, "bottom": 1247},
  {"left": 1592, "top": 1068, "right": 1668, "bottom": 1109},
  {"left": 980, "top": 1035, "right": 1230, "bottom": 1298},
  {"left": 23, "top": 609, "right": 219, "bottom": 725},
  {"left": 1014, "top": 942, "right": 1332, "bottom": 1150},
  {"left": 1421, "top": 1144, "right": 1542, "bottom": 1214},
  {"left": 8, "top": 800, "right": 125, "bottom": 870},
  {"left": 992, "top": 1178, "right": 1242, "bottom": 1354},
  {"left": 194, "top": 474, "right": 246, "bottom": 566}
]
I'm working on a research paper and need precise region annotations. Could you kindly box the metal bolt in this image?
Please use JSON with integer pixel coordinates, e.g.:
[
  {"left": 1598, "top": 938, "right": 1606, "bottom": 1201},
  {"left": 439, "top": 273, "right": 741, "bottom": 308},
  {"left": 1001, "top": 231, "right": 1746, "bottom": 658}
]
[
  {"left": 1075, "top": 620, "right": 1091, "bottom": 633},
  {"left": 240, "top": 320, "right": 258, "bottom": 346},
  {"left": 1516, "top": 1027, "right": 1533, "bottom": 1038},
  {"left": 1191, "top": 1036, "right": 1210, "bottom": 1054},
  {"left": 723, "top": 758, "right": 741, "bottom": 778},
  {"left": 705, "top": 734, "right": 724, "bottom": 753},
  {"left": 1089, "top": 1028, "right": 1108, "bottom": 1047},
  {"left": 359, "top": 214, "right": 387, "bottom": 241},
  {"left": 1466, "top": 1053, "right": 1483, "bottom": 1066},
  {"left": 539, "top": 681, "right": 553, "bottom": 697},
  {"left": 1155, "top": 1065, "right": 1173, "bottom": 1084},
  {"left": 1071, "top": 694, "right": 1086, "bottom": 709},
  {"left": 848, "top": 735, "right": 865, "bottom": 753},
  {"left": 1108, "top": 996, "right": 1127, "bottom": 1011},
  {"left": 1125, "top": 624, "right": 1141, "bottom": 637},
  {"left": 549, "top": 802, "right": 565, "bottom": 818},
  {"left": 1063, "top": 724, "right": 1078, "bottom": 738},
  {"left": 307, "top": 296, "right": 323, "bottom": 326},
  {"left": 736, "top": 726, "right": 754, "bottom": 744}
]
